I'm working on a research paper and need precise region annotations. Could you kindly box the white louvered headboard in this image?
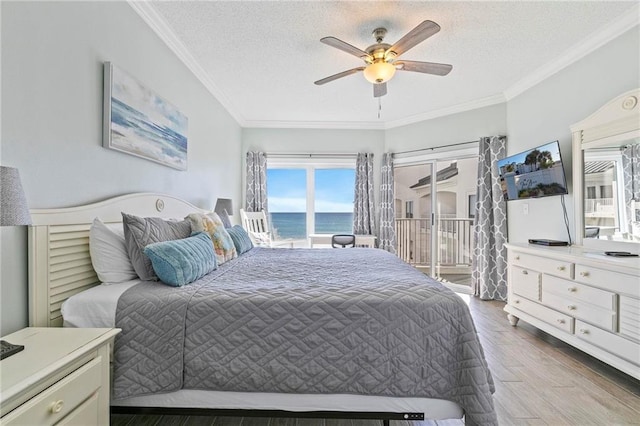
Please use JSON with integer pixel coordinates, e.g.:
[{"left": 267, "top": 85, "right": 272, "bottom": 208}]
[{"left": 28, "top": 193, "right": 207, "bottom": 327}]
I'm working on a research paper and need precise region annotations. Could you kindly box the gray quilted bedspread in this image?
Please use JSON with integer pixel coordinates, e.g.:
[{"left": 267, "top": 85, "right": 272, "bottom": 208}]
[{"left": 113, "top": 248, "right": 497, "bottom": 425}]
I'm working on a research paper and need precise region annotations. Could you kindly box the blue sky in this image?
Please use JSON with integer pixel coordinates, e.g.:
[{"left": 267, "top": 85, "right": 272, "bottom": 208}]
[
  {"left": 497, "top": 141, "right": 563, "bottom": 168},
  {"left": 267, "top": 168, "right": 355, "bottom": 212}
]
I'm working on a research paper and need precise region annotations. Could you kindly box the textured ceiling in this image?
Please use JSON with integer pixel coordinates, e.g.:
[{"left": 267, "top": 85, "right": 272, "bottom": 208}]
[{"left": 145, "top": 1, "right": 638, "bottom": 128}]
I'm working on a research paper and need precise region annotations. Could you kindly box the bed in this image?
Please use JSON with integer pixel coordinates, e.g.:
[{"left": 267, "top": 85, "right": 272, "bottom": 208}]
[{"left": 27, "top": 193, "right": 497, "bottom": 425}]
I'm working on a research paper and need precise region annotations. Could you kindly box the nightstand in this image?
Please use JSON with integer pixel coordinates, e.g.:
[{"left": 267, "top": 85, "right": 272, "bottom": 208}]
[{"left": 0, "top": 327, "right": 120, "bottom": 425}]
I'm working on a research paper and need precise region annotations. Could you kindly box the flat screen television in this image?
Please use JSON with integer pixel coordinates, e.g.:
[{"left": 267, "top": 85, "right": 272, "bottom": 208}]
[{"left": 497, "top": 140, "right": 568, "bottom": 201}]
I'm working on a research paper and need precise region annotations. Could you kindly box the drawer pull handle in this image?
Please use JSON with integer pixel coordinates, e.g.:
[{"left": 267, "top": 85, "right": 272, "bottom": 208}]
[
  {"left": 50, "top": 400, "right": 64, "bottom": 414},
  {"left": 522, "top": 270, "right": 528, "bottom": 275},
  {"left": 557, "top": 266, "right": 566, "bottom": 271},
  {"left": 556, "top": 319, "right": 565, "bottom": 324},
  {"left": 579, "top": 329, "right": 589, "bottom": 335},
  {"left": 514, "top": 299, "right": 520, "bottom": 304},
  {"left": 515, "top": 256, "right": 520, "bottom": 260},
  {"left": 568, "top": 305, "right": 576, "bottom": 311},
  {"left": 579, "top": 271, "right": 590, "bottom": 277},
  {"left": 568, "top": 287, "right": 577, "bottom": 292}
]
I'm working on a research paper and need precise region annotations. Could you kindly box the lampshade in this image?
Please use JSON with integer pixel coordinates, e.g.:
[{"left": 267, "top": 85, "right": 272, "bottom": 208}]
[
  {"left": 363, "top": 61, "right": 396, "bottom": 84},
  {"left": 1, "top": 166, "right": 31, "bottom": 226},
  {"left": 214, "top": 198, "right": 233, "bottom": 215}
]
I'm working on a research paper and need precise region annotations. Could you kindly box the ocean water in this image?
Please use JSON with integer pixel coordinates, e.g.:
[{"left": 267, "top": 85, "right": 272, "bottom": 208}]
[{"left": 270, "top": 212, "right": 353, "bottom": 239}]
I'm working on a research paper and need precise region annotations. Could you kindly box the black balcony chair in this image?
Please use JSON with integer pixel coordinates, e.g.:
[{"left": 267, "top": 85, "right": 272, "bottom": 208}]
[
  {"left": 331, "top": 234, "right": 356, "bottom": 248},
  {"left": 585, "top": 227, "right": 600, "bottom": 238}
]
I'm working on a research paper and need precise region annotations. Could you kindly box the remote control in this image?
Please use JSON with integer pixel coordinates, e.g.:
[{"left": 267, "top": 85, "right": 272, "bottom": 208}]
[
  {"left": 0, "top": 340, "right": 25, "bottom": 360},
  {"left": 604, "top": 251, "right": 639, "bottom": 257}
]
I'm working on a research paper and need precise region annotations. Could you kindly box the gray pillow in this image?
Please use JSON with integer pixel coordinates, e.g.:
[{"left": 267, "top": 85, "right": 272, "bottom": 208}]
[
  {"left": 122, "top": 212, "right": 192, "bottom": 281},
  {"left": 218, "top": 209, "right": 233, "bottom": 228}
]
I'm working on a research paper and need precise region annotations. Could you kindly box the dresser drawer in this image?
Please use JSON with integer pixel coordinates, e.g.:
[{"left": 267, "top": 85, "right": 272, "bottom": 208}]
[
  {"left": 1, "top": 356, "right": 102, "bottom": 426},
  {"left": 510, "top": 252, "right": 573, "bottom": 279},
  {"left": 510, "top": 296, "right": 574, "bottom": 333},
  {"left": 543, "top": 275, "right": 617, "bottom": 310},
  {"left": 574, "top": 265, "right": 639, "bottom": 297},
  {"left": 575, "top": 320, "right": 640, "bottom": 365},
  {"left": 511, "top": 266, "right": 541, "bottom": 301},
  {"left": 620, "top": 295, "right": 640, "bottom": 342},
  {"left": 541, "top": 290, "right": 617, "bottom": 332},
  {"left": 56, "top": 391, "right": 99, "bottom": 426}
]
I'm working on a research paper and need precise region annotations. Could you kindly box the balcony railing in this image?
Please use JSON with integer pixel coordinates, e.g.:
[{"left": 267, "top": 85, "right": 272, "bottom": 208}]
[
  {"left": 584, "top": 198, "right": 615, "bottom": 217},
  {"left": 395, "top": 218, "right": 474, "bottom": 268}
]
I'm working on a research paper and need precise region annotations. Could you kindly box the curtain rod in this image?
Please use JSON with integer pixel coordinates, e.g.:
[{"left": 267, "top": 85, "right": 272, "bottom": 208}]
[
  {"left": 392, "top": 136, "right": 506, "bottom": 156},
  {"left": 267, "top": 152, "right": 358, "bottom": 159}
]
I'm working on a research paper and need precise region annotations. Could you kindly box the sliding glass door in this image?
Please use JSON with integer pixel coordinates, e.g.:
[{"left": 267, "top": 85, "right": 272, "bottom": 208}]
[{"left": 394, "top": 150, "right": 478, "bottom": 287}]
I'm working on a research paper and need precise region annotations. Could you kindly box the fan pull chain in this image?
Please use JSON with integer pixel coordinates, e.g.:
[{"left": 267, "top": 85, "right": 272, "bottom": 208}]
[{"left": 378, "top": 97, "right": 382, "bottom": 119}]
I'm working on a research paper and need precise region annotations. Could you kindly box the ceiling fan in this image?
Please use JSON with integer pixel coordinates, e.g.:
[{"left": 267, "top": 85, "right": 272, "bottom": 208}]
[{"left": 314, "top": 20, "right": 453, "bottom": 98}]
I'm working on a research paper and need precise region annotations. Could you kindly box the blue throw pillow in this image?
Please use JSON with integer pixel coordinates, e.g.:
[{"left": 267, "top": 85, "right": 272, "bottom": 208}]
[
  {"left": 143, "top": 232, "right": 217, "bottom": 287},
  {"left": 227, "top": 225, "right": 254, "bottom": 254}
]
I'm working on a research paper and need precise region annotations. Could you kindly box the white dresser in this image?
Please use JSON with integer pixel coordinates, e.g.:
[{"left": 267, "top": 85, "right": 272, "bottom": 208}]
[
  {"left": 504, "top": 243, "right": 640, "bottom": 380},
  {"left": 0, "top": 327, "right": 120, "bottom": 425}
]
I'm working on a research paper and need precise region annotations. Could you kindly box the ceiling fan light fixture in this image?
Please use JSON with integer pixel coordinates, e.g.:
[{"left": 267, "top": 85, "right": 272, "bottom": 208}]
[{"left": 363, "top": 61, "right": 396, "bottom": 84}]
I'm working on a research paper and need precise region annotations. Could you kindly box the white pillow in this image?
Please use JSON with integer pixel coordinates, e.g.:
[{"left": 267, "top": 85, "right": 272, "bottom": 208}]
[{"left": 89, "top": 218, "right": 138, "bottom": 283}]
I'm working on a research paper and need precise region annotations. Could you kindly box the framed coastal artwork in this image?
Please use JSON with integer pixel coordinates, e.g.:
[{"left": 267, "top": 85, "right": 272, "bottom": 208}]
[{"left": 103, "top": 62, "right": 188, "bottom": 170}]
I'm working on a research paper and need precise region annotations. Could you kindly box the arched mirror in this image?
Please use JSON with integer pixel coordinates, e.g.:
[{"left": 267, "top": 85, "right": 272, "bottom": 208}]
[{"left": 571, "top": 89, "right": 640, "bottom": 253}]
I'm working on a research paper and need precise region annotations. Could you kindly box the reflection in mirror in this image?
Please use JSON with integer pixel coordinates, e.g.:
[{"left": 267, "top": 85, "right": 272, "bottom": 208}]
[{"left": 583, "top": 140, "right": 640, "bottom": 242}]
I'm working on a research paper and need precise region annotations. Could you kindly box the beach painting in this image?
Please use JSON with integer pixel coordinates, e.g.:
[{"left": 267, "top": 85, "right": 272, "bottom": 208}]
[{"left": 103, "top": 62, "right": 188, "bottom": 170}]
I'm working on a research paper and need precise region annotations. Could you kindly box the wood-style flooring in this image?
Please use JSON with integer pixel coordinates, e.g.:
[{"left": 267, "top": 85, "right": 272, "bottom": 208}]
[{"left": 111, "top": 296, "right": 640, "bottom": 426}]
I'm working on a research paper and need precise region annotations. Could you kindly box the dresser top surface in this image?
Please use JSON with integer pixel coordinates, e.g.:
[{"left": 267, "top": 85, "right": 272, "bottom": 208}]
[{"left": 505, "top": 243, "right": 640, "bottom": 274}]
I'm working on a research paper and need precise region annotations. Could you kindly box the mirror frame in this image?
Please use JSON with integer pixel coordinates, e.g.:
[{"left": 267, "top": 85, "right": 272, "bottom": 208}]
[{"left": 570, "top": 88, "right": 640, "bottom": 251}]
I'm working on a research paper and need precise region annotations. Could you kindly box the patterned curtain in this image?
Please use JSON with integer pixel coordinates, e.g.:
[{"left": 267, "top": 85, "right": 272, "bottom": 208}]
[
  {"left": 621, "top": 144, "right": 640, "bottom": 234},
  {"left": 353, "top": 153, "right": 375, "bottom": 235},
  {"left": 378, "top": 153, "right": 396, "bottom": 253},
  {"left": 472, "top": 136, "right": 508, "bottom": 301},
  {"left": 245, "top": 152, "right": 267, "bottom": 212}
]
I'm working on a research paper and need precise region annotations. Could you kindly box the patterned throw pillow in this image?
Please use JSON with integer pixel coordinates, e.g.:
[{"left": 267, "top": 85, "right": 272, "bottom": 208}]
[
  {"left": 185, "top": 212, "right": 237, "bottom": 264},
  {"left": 227, "top": 225, "right": 254, "bottom": 255},
  {"left": 143, "top": 232, "right": 217, "bottom": 287}
]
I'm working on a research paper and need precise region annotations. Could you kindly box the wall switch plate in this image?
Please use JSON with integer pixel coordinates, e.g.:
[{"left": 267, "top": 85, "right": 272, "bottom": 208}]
[{"left": 523, "top": 203, "right": 529, "bottom": 215}]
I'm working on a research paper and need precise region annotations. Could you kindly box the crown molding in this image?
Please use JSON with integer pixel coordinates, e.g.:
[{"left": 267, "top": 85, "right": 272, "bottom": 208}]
[
  {"left": 504, "top": 4, "right": 640, "bottom": 101},
  {"left": 127, "top": 1, "right": 246, "bottom": 126}
]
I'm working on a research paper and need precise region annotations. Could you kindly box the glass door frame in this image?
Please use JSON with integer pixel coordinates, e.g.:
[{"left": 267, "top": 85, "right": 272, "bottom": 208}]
[{"left": 394, "top": 145, "right": 478, "bottom": 278}]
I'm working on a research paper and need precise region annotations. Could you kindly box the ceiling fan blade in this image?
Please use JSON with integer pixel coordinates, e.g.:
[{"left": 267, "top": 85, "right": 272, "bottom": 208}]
[
  {"left": 396, "top": 60, "right": 452, "bottom": 76},
  {"left": 386, "top": 20, "right": 441, "bottom": 59},
  {"left": 373, "top": 82, "right": 387, "bottom": 98},
  {"left": 321, "top": 37, "right": 372, "bottom": 61},
  {"left": 314, "top": 67, "right": 366, "bottom": 85}
]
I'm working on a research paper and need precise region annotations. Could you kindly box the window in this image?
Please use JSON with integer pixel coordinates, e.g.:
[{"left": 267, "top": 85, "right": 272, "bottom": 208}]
[
  {"left": 405, "top": 201, "right": 414, "bottom": 218},
  {"left": 314, "top": 168, "right": 355, "bottom": 234},
  {"left": 266, "top": 169, "right": 307, "bottom": 240},
  {"left": 266, "top": 157, "right": 356, "bottom": 243},
  {"left": 600, "top": 185, "right": 613, "bottom": 199}
]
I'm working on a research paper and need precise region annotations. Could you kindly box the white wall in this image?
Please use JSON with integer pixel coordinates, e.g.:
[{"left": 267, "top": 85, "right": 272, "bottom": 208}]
[
  {"left": 385, "top": 104, "right": 507, "bottom": 153},
  {"left": 506, "top": 27, "right": 640, "bottom": 244},
  {"left": 0, "top": 2, "right": 242, "bottom": 335}
]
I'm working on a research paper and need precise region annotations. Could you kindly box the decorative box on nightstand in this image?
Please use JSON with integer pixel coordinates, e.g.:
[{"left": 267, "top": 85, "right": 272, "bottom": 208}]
[{"left": 0, "top": 327, "right": 120, "bottom": 425}]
